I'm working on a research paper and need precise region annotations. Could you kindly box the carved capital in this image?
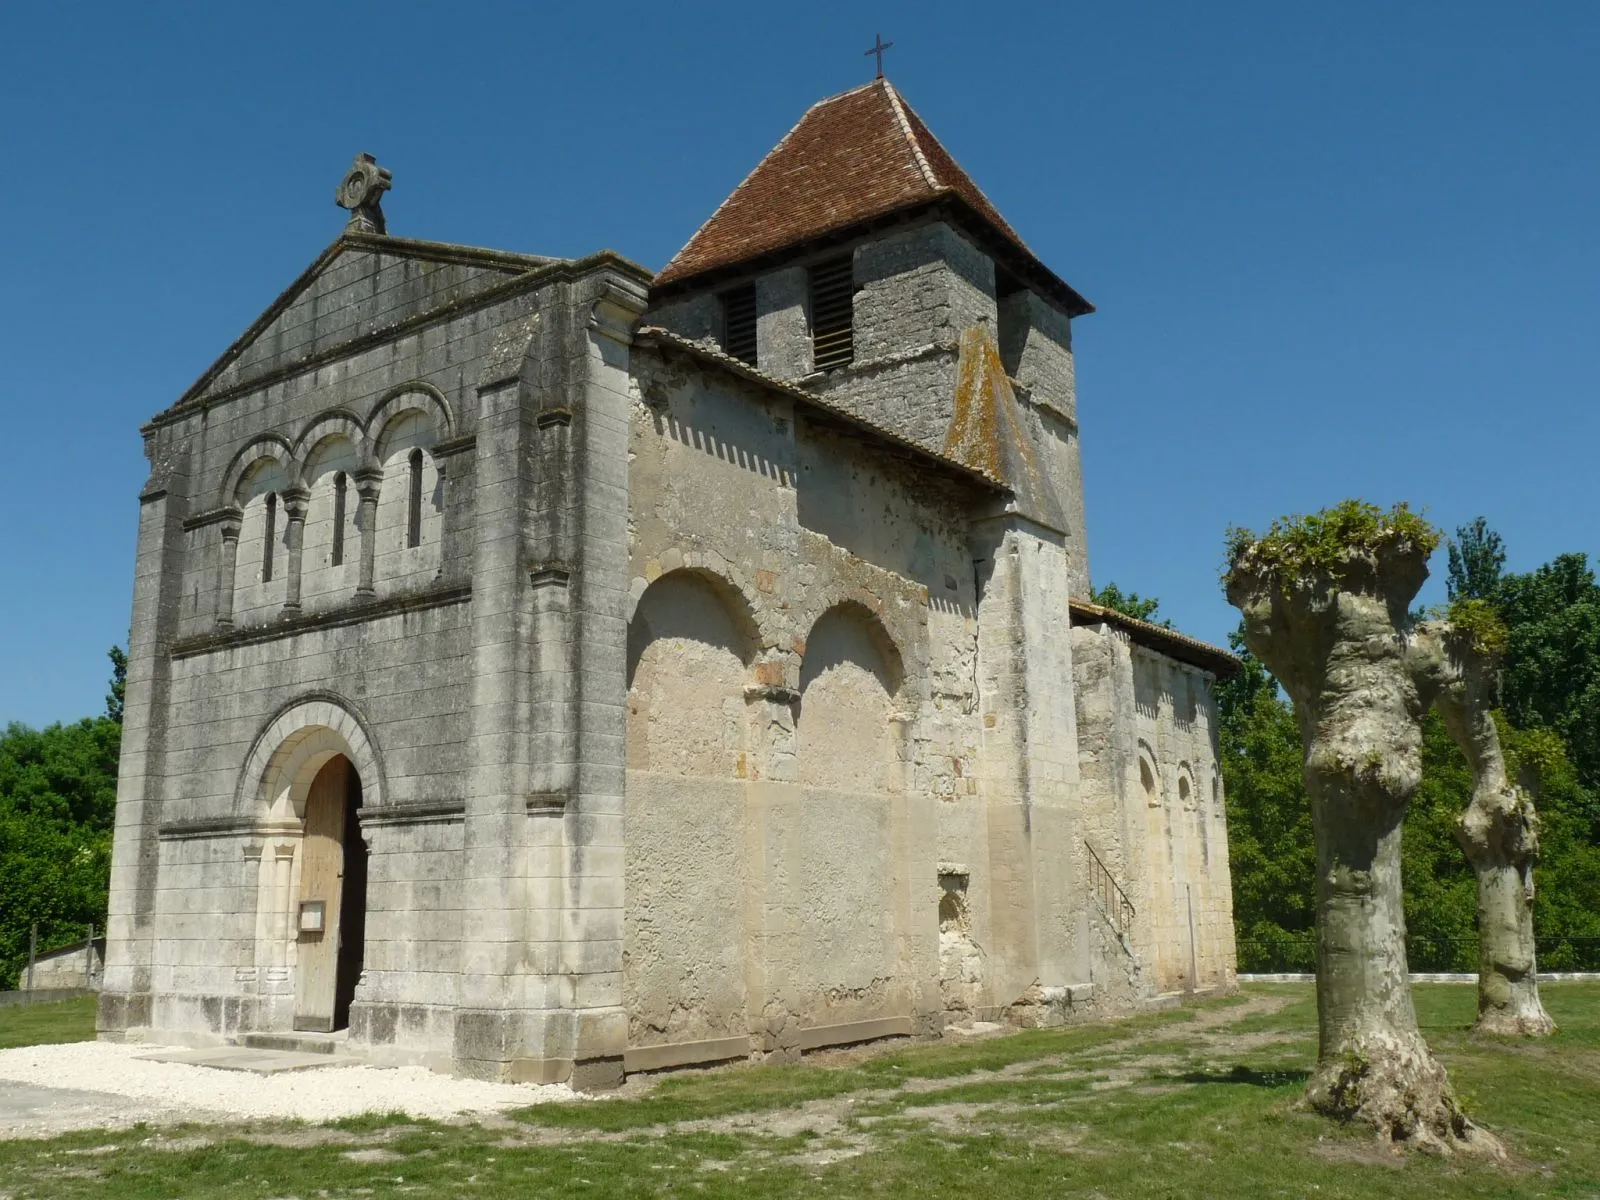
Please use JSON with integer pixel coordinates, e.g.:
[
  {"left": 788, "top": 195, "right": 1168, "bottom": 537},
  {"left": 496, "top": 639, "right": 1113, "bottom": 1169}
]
[
  {"left": 352, "top": 467, "right": 384, "bottom": 501},
  {"left": 588, "top": 279, "right": 648, "bottom": 345},
  {"left": 279, "top": 487, "right": 310, "bottom": 520}
]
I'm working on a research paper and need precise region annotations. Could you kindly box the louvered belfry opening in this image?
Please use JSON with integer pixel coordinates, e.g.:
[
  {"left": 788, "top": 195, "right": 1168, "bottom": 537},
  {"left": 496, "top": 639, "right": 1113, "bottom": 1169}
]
[
  {"left": 808, "top": 255, "right": 856, "bottom": 371},
  {"left": 720, "top": 284, "right": 758, "bottom": 365}
]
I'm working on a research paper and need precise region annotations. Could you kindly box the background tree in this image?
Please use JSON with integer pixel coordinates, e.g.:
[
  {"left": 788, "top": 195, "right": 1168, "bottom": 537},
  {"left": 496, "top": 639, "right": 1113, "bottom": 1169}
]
[
  {"left": 1225, "top": 523, "right": 1600, "bottom": 978},
  {"left": 0, "top": 649, "right": 123, "bottom": 989},
  {"left": 1446, "top": 517, "right": 1506, "bottom": 602},
  {"left": 1089, "top": 582, "right": 1171, "bottom": 626},
  {"left": 1217, "top": 635, "right": 1316, "bottom": 951},
  {"left": 1413, "top": 610, "right": 1553, "bottom": 1035},
  {"left": 105, "top": 645, "right": 127, "bottom": 726},
  {"left": 1497, "top": 553, "right": 1600, "bottom": 793}
]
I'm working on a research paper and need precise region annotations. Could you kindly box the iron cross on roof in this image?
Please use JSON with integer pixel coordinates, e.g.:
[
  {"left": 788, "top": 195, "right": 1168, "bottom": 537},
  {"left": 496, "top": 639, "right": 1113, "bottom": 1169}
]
[{"left": 864, "top": 33, "right": 893, "bottom": 79}]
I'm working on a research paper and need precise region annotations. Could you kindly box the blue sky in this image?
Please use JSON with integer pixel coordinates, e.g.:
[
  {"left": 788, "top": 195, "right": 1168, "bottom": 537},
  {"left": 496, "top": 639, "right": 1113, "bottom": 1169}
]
[{"left": 1, "top": 1, "right": 1596, "bottom": 726}]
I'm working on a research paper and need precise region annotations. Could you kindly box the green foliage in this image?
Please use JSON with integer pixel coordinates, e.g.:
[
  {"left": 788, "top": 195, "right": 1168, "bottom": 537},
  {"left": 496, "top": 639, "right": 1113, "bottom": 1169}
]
[
  {"left": 1217, "top": 633, "right": 1315, "bottom": 943},
  {"left": 1401, "top": 711, "right": 1480, "bottom": 964},
  {"left": 1445, "top": 516, "right": 1506, "bottom": 602},
  {"left": 0, "top": 688, "right": 123, "bottom": 993},
  {"left": 0, "top": 715, "right": 120, "bottom": 988},
  {"left": 1089, "top": 582, "right": 1170, "bottom": 626},
  {"left": 1223, "top": 499, "right": 1440, "bottom": 585},
  {"left": 105, "top": 645, "right": 127, "bottom": 725},
  {"left": 1219, "top": 616, "right": 1600, "bottom": 963},
  {"left": 1496, "top": 552, "right": 1600, "bottom": 795},
  {"left": 1445, "top": 596, "right": 1509, "bottom": 656},
  {"left": 0, "top": 650, "right": 126, "bottom": 988}
]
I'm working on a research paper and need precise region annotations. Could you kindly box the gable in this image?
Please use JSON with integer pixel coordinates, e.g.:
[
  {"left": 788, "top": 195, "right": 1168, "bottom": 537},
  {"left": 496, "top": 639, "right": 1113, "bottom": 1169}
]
[{"left": 173, "top": 234, "right": 554, "bottom": 410}]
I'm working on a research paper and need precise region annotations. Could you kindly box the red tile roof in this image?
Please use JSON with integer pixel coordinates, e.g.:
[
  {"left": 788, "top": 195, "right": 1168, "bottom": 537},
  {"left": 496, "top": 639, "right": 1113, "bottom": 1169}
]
[{"left": 653, "top": 80, "right": 1091, "bottom": 315}]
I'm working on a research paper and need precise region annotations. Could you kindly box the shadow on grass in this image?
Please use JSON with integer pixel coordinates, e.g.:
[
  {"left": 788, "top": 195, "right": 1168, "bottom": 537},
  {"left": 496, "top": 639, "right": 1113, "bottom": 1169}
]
[{"left": 1160, "top": 1064, "right": 1310, "bottom": 1088}]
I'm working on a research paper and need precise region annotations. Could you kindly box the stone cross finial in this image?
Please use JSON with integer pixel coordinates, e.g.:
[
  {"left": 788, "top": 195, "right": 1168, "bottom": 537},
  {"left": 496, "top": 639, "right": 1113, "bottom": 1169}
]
[{"left": 335, "top": 153, "right": 392, "bottom": 235}]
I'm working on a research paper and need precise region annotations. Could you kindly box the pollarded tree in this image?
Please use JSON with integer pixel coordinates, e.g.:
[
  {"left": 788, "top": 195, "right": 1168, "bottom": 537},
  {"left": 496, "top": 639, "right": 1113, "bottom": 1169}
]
[
  {"left": 1410, "top": 603, "right": 1554, "bottom": 1037},
  {"left": 1223, "top": 501, "right": 1490, "bottom": 1152}
]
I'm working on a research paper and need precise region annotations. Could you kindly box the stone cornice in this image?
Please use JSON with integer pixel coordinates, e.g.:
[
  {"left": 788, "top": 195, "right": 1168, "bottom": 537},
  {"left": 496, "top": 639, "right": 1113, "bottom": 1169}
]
[
  {"left": 158, "top": 815, "right": 261, "bottom": 841},
  {"left": 360, "top": 798, "right": 466, "bottom": 827},
  {"left": 171, "top": 582, "right": 471, "bottom": 659},
  {"left": 182, "top": 506, "right": 243, "bottom": 532}
]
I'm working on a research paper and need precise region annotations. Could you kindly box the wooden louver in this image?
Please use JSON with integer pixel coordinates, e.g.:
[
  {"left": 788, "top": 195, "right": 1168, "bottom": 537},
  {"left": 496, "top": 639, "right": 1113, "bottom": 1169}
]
[
  {"left": 809, "top": 256, "right": 855, "bottom": 371},
  {"left": 720, "top": 284, "right": 758, "bottom": 365}
]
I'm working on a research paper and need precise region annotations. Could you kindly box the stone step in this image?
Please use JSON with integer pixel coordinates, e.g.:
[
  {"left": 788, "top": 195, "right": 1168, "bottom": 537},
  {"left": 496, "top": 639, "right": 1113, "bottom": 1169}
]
[
  {"left": 138, "top": 1046, "right": 353, "bottom": 1075},
  {"left": 239, "top": 1031, "right": 342, "bottom": 1055}
]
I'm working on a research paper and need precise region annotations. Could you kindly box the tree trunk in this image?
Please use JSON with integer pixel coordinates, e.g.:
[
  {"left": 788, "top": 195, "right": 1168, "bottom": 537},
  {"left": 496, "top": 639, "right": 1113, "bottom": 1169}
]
[
  {"left": 1303, "top": 760, "right": 1467, "bottom": 1144},
  {"left": 1417, "top": 624, "right": 1554, "bottom": 1037},
  {"left": 1227, "top": 536, "right": 1494, "bottom": 1153}
]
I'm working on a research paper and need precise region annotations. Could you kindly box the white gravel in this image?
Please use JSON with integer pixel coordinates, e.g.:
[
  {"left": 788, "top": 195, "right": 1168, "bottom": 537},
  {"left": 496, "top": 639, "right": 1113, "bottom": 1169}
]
[{"left": 0, "top": 1040, "right": 579, "bottom": 1134}]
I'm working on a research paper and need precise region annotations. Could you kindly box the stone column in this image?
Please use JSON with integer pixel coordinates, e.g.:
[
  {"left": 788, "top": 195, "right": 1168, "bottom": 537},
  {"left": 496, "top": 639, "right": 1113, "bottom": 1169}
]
[
  {"left": 215, "top": 507, "right": 242, "bottom": 630},
  {"left": 353, "top": 468, "right": 382, "bottom": 599},
  {"left": 280, "top": 487, "right": 309, "bottom": 614}
]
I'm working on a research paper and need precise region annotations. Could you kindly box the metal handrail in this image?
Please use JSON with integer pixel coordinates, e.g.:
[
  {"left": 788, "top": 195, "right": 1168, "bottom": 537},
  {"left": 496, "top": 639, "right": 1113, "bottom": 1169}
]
[{"left": 1085, "top": 841, "right": 1136, "bottom": 938}]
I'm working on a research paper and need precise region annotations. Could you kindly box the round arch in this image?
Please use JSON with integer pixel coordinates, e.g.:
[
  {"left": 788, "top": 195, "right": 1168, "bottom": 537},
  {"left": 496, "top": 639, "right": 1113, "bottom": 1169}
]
[
  {"left": 236, "top": 693, "right": 385, "bottom": 818},
  {"left": 797, "top": 599, "right": 906, "bottom": 702},
  {"left": 294, "top": 409, "right": 372, "bottom": 469},
  {"left": 626, "top": 552, "right": 782, "bottom": 653},
  {"left": 368, "top": 383, "right": 454, "bottom": 459},
  {"left": 1136, "top": 740, "right": 1160, "bottom": 807},
  {"left": 219, "top": 435, "right": 297, "bottom": 507}
]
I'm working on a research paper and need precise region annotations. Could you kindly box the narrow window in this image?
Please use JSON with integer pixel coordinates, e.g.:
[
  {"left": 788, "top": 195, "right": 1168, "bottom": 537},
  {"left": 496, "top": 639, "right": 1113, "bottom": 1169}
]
[
  {"left": 331, "top": 472, "right": 347, "bottom": 567},
  {"left": 808, "top": 255, "right": 855, "bottom": 371},
  {"left": 406, "top": 449, "right": 423, "bottom": 549},
  {"left": 719, "top": 284, "right": 758, "bottom": 366},
  {"left": 995, "top": 268, "right": 1028, "bottom": 378},
  {"left": 262, "top": 493, "right": 277, "bottom": 583}
]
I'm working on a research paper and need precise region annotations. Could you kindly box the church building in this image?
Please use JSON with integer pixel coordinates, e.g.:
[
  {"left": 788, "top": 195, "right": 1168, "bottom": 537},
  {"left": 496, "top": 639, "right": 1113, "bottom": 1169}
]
[{"left": 101, "top": 78, "right": 1239, "bottom": 1086}]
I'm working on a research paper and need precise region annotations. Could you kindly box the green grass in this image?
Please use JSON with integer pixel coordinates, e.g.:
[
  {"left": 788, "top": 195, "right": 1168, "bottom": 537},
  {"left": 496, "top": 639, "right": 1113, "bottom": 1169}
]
[
  {"left": 0, "top": 996, "right": 97, "bottom": 1049},
  {"left": 0, "top": 985, "right": 1597, "bottom": 1197}
]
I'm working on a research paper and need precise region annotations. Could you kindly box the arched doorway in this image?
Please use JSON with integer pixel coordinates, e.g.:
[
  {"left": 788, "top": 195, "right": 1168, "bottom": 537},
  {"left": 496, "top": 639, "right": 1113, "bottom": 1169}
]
[{"left": 293, "top": 754, "right": 368, "bottom": 1032}]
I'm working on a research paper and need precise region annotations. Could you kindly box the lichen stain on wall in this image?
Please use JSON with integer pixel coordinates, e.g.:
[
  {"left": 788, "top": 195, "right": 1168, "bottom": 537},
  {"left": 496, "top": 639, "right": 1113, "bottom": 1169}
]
[{"left": 942, "top": 324, "right": 1050, "bottom": 512}]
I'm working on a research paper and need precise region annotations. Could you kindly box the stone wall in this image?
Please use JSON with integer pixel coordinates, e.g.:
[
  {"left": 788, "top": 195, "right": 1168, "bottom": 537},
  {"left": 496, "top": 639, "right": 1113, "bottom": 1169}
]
[
  {"left": 101, "top": 239, "right": 654, "bottom": 1084},
  {"left": 1072, "top": 622, "right": 1236, "bottom": 997}
]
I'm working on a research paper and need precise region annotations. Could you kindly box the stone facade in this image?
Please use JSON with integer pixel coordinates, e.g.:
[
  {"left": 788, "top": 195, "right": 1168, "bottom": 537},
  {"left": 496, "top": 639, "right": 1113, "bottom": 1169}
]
[{"left": 102, "top": 92, "right": 1237, "bottom": 1085}]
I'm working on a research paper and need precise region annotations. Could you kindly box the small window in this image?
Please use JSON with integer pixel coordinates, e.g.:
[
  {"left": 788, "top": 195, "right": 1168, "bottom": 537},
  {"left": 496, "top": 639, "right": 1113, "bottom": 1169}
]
[
  {"left": 719, "top": 284, "right": 757, "bottom": 366},
  {"left": 262, "top": 493, "right": 277, "bottom": 583},
  {"left": 331, "top": 472, "right": 347, "bottom": 567},
  {"left": 808, "top": 255, "right": 855, "bottom": 371},
  {"left": 406, "top": 449, "right": 424, "bottom": 549}
]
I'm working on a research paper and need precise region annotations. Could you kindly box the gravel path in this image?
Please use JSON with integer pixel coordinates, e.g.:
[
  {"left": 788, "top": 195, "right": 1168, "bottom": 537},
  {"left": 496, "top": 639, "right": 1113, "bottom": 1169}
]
[{"left": 0, "top": 1041, "right": 579, "bottom": 1137}]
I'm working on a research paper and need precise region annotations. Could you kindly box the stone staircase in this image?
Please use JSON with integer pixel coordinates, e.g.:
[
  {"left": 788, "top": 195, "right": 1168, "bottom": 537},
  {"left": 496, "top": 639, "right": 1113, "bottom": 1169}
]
[{"left": 1084, "top": 840, "right": 1137, "bottom": 948}]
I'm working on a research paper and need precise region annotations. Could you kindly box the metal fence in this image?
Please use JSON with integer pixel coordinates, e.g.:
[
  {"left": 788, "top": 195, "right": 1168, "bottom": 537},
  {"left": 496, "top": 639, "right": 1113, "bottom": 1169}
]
[{"left": 1237, "top": 935, "right": 1600, "bottom": 975}]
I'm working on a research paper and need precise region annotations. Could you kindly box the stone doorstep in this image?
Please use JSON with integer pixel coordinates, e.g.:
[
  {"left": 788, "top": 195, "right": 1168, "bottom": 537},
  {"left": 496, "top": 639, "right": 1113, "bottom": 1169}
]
[
  {"left": 239, "top": 1031, "right": 343, "bottom": 1055},
  {"left": 135, "top": 1047, "right": 358, "bottom": 1075}
]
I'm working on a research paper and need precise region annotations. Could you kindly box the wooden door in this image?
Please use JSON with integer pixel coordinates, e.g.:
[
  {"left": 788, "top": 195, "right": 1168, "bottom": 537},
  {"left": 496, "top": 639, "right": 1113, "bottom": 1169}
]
[{"left": 294, "top": 756, "right": 348, "bottom": 1031}]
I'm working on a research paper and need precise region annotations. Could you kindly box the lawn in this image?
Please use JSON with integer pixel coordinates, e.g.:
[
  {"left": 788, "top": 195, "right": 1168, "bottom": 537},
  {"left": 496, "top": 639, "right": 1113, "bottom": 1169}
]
[
  {"left": 0, "top": 984, "right": 1596, "bottom": 1198},
  {"left": 0, "top": 996, "right": 96, "bottom": 1050}
]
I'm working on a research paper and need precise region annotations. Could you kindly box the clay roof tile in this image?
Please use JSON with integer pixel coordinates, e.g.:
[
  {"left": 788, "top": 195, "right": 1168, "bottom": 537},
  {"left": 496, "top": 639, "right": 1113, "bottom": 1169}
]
[{"left": 654, "top": 80, "right": 1090, "bottom": 315}]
